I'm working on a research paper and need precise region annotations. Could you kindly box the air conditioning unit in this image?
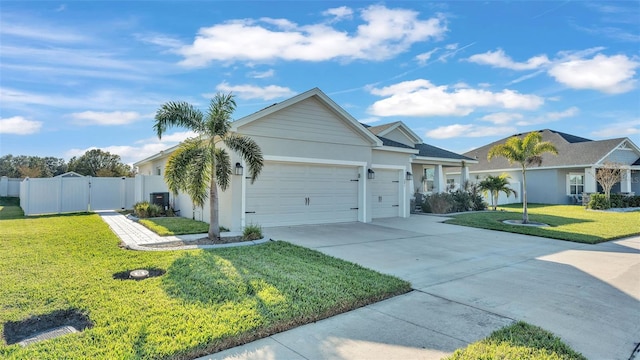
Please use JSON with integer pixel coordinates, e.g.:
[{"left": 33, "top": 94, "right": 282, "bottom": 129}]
[{"left": 150, "top": 192, "right": 169, "bottom": 211}]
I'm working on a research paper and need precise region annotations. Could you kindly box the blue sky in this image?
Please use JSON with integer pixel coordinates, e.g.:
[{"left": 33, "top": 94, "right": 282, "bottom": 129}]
[{"left": 1, "top": 1, "right": 639, "bottom": 165}]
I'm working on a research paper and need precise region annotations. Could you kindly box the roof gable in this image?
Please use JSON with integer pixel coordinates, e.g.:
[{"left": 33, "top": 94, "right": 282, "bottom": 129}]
[
  {"left": 231, "top": 88, "right": 382, "bottom": 146},
  {"left": 368, "top": 121, "right": 422, "bottom": 146}
]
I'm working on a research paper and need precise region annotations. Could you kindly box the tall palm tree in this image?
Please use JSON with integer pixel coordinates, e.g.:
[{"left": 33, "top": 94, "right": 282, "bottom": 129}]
[
  {"left": 153, "top": 93, "right": 263, "bottom": 240},
  {"left": 487, "top": 131, "right": 558, "bottom": 223},
  {"left": 478, "top": 173, "right": 518, "bottom": 211}
]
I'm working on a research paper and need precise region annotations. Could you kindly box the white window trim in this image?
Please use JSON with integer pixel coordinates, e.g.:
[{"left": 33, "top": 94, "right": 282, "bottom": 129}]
[{"left": 566, "top": 173, "right": 585, "bottom": 196}]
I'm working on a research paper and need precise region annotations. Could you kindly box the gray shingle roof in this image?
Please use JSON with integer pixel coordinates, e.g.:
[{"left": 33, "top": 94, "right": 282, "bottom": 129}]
[
  {"left": 415, "top": 143, "right": 476, "bottom": 161},
  {"left": 463, "top": 129, "right": 632, "bottom": 171}
]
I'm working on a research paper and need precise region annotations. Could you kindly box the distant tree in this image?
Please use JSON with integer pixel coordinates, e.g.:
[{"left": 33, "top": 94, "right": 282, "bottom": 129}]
[
  {"left": 18, "top": 165, "right": 43, "bottom": 178},
  {"left": 595, "top": 162, "right": 624, "bottom": 201},
  {"left": 487, "top": 132, "right": 558, "bottom": 223},
  {"left": 477, "top": 174, "right": 518, "bottom": 211},
  {"left": 153, "top": 92, "right": 263, "bottom": 240},
  {"left": 68, "top": 149, "right": 132, "bottom": 177},
  {"left": 0, "top": 154, "right": 67, "bottom": 178}
]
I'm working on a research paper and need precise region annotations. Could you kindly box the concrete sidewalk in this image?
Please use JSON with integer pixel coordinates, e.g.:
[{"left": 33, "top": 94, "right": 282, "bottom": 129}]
[
  {"left": 97, "top": 211, "right": 268, "bottom": 251},
  {"left": 203, "top": 216, "right": 640, "bottom": 360}
]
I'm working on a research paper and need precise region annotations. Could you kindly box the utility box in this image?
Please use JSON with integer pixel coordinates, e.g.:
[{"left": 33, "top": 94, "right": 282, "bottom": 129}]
[{"left": 150, "top": 192, "right": 169, "bottom": 210}]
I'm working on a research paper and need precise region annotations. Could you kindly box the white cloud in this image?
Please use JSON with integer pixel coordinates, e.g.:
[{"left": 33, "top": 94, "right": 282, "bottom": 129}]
[
  {"left": 425, "top": 124, "right": 516, "bottom": 139},
  {"left": 368, "top": 79, "right": 544, "bottom": 117},
  {"left": 415, "top": 48, "right": 439, "bottom": 65},
  {"left": 548, "top": 54, "right": 639, "bottom": 93},
  {"left": 0, "top": 23, "right": 86, "bottom": 43},
  {"left": 0, "top": 116, "right": 42, "bottom": 135},
  {"left": 248, "top": 69, "right": 275, "bottom": 79},
  {"left": 69, "top": 111, "right": 145, "bottom": 126},
  {"left": 177, "top": 5, "right": 447, "bottom": 67},
  {"left": 212, "top": 82, "right": 295, "bottom": 100},
  {"left": 515, "top": 107, "right": 579, "bottom": 126},
  {"left": 590, "top": 119, "right": 640, "bottom": 138},
  {"left": 481, "top": 112, "right": 524, "bottom": 125},
  {"left": 322, "top": 6, "right": 354, "bottom": 21},
  {"left": 467, "top": 48, "right": 550, "bottom": 70}
]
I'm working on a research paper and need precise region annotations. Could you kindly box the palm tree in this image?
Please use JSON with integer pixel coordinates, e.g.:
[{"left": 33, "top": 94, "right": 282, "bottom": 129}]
[
  {"left": 478, "top": 174, "right": 518, "bottom": 211},
  {"left": 487, "top": 131, "right": 558, "bottom": 223},
  {"left": 153, "top": 93, "right": 263, "bottom": 240}
]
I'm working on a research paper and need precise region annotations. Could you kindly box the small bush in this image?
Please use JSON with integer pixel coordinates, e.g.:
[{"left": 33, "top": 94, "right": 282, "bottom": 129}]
[
  {"left": 427, "top": 193, "right": 453, "bottom": 214},
  {"left": 587, "top": 194, "right": 610, "bottom": 210},
  {"left": 133, "top": 201, "right": 163, "bottom": 218},
  {"left": 421, "top": 199, "right": 432, "bottom": 213},
  {"left": 242, "top": 223, "right": 263, "bottom": 240},
  {"left": 625, "top": 195, "right": 640, "bottom": 207}
]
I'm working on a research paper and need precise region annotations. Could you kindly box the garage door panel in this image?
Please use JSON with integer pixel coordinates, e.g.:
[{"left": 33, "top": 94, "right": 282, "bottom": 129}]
[
  {"left": 246, "top": 162, "right": 359, "bottom": 227},
  {"left": 371, "top": 169, "right": 401, "bottom": 219}
]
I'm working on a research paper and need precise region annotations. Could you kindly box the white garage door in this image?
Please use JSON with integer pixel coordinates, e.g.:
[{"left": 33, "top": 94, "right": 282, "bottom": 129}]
[
  {"left": 371, "top": 169, "right": 400, "bottom": 219},
  {"left": 245, "top": 162, "right": 359, "bottom": 227}
]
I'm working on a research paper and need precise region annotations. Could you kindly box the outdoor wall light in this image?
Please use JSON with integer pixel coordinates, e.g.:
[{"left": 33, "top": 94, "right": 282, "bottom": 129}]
[
  {"left": 234, "top": 163, "right": 243, "bottom": 176},
  {"left": 406, "top": 172, "right": 413, "bottom": 180},
  {"left": 367, "top": 169, "right": 375, "bottom": 180}
]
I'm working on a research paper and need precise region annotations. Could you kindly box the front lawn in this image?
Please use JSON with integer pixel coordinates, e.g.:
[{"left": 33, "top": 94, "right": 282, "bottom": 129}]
[
  {"left": 445, "top": 204, "right": 640, "bottom": 244},
  {"left": 446, "top": 321, "right": 586, "bottom": 360},
  {"left": 137, "top": 217, "right": 211, "bottom": 236},
  {"left": 0, "top": 209, "right": 410, "bottom": 359}
]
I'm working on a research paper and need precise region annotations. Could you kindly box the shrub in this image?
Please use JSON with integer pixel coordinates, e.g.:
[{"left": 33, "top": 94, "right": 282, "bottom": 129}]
[
  {"left": 450, "top": 190, "right": 472, "bottom": 212},
  {"left": 242, "top": 223, "right": 263, "bottom": 240},
  {"left": 587, "top": 194, "right": 610, "bottom": 210},
  {"left": 421, "top": 198, "right": 432, "bottom": 213},
  {"left": 426, "top": 193, "right": 453, "bottom": 214},
  {"left": 609, "top": 194, "right": 624, "bottom": 208},
  {"left": 624, "top": 195, "right": 640, "bottom": 207},
  {"left": 133, "top": 201, "right": 163, "bottom": 218}
]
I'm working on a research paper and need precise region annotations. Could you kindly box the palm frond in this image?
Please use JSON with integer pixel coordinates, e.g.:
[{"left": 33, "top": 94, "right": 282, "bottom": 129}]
[
  {"left": 165, "top": 138, "right": 211, "bottom": 207},
  {"left": 207, "top": 93, "right": 236, "bottom": 137},
  {"left": 223, "top": 133, "right": 264, "bottom": 183},
  {"left": 214, "top": 148, "right": 231, "bottom": 191},
  {"left": 154, "top": 102, "right": 205, "bottom": 139}
]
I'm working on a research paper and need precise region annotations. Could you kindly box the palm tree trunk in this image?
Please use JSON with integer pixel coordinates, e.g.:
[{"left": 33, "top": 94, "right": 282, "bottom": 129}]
[
  {"left": 209, "top": 179, "right": 221, "bottom": 240},
  {"left": 521, "top": 165, "right": 528, "bottom": 224},
  {"left": 492, "top": 191, "right": 498, "bottom": 211}
]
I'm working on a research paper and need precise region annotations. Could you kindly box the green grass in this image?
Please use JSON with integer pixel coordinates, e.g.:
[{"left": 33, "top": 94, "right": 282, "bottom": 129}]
[
  {"left": 0, "top": 206, "right": 410, "bottom": 359},
  {"left": 137, "top": 217, "right": 213, "bottom": 236},
  {"left": 445, "top": 321, "right": 586, "bottom": 360},
  {"left": 445, "top": 204, "right": 640, "bottom": 244},
  {"left": 0, "top": 197, "right": 23, "bottom": 219}
]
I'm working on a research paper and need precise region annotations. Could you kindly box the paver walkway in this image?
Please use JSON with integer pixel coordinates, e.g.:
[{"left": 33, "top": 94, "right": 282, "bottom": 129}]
[{"left": 97, "top": 210, "right": 267, "bottom": 250}]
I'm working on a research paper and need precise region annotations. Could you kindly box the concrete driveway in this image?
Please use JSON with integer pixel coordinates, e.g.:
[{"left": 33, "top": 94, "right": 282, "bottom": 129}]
[{"left": 205, "top": 215, "right": 640, "bottom": 360}]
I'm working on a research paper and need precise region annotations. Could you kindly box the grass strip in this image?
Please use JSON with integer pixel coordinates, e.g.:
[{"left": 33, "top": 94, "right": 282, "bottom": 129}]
[
  {"left": 445, "top": 321, "right": 586, "bottom": 360},
  {"left": 445, "top": 204, "right": 639, "bottom": 244}
]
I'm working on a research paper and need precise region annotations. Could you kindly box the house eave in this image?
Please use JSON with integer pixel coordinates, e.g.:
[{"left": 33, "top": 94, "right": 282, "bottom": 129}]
[
  {"left": 413, "top": 156, "right": 478, "bottom": 164},
  {"left": 374, "top": 146, "right": 419, "bottom": 154}
]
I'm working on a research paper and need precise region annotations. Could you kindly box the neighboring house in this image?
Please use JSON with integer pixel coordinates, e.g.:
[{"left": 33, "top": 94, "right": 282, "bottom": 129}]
[
  {"left": 135, "top": 88, "right": 474, "bottom": 230},
  {"left": 54, "top": 171, "right": 85, "bottom": 178},
  {"left": 447, "top": 129, "right": 640, "bottom": 205}
]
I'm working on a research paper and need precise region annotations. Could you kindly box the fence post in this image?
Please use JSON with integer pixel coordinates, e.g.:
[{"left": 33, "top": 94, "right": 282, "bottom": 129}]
[
  {"left": 22, "top": 178, "right": 30, "bottom": 215},
  {"left": 87, "top": 176, "right": 92, "bottom": 212},
  {"left": 120, "top": 177, "right": 126, "bottom": 210}
]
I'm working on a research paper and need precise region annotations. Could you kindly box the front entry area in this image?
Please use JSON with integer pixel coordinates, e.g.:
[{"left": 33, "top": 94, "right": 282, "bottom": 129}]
[{"left": 245, "top": 162, "right": 360, "bottom": 227}]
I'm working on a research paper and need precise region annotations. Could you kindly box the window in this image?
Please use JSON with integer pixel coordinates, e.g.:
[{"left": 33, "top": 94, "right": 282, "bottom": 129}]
[
  {"left": 568, "top": 174, "right": 584, "bottom": 195},
  {"left": 156, "top": 167, "right": 161, "bottom": 176},
  {"left": 423, "top": 168, "right": 435, "bottom": 192}
]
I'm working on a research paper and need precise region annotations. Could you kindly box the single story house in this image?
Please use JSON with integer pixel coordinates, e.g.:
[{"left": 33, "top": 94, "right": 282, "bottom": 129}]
[
  {"left": 135, "top": 88, "right": 475, "bottom": 230},
  {"left": 447, "top": 129, "right": 640, "bottom": 205}
]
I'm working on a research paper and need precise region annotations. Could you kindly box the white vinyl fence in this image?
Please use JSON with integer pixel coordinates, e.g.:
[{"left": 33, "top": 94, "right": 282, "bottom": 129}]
[
  {"left": 19, "top": 175, "right": 169, "bottom": 216},
  {"left": 0, "top": 176, "right": 21, "bottom": 197}
]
